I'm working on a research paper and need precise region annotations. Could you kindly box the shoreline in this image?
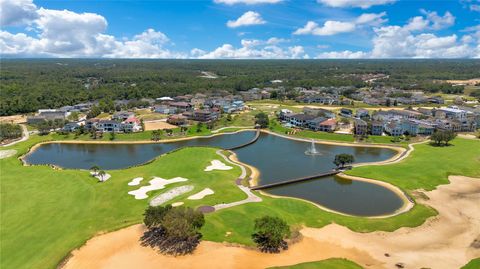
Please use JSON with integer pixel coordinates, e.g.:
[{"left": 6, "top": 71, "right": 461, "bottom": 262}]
[
  {"left": 60, "top": 175, "right": 480, "bottom": 269},
  {"left": 21, "top": 128, "right": 414, "bottom": 218}
]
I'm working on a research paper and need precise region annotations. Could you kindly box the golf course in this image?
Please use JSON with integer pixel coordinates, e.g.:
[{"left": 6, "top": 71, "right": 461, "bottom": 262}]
[{"left": 1, "top": 132, "right": 479, "bottom": 269}]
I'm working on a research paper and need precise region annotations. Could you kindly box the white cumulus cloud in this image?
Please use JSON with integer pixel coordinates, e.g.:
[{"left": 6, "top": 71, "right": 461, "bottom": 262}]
[
  {"left": 294, "top": 20, "right": 355, "bottom": 36},
  {"left": 197, "top": 42, "right": 308, "bottom": 59},
  {"left": 317, "top": 0, "right": 396, "bottom": 9},
  {"left": 227, "top": 11, "right": 266, "bottom": 28},
  {"left": 0, "top": 0, "right": 38, "bottom": 26}
]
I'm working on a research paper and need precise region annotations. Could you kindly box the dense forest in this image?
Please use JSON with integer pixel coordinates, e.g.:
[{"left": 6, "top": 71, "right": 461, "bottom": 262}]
[{"left": 1, "top": 59, "right": 479, "bottom": 116}]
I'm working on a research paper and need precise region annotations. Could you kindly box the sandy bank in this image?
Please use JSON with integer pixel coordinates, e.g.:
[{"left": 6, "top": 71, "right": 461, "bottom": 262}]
[{"left": 62, "top": 175, "right": 480, "bottom": 269}]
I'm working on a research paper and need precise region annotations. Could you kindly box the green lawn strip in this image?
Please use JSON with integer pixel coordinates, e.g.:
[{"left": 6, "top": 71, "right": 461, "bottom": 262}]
[
  {"left": 0, "top": 145, "right": 243, "bottom": 269},
  {"left": 461, "top": 258, "right": 480, "bottom": 269},
  {"left": 202, "top": 194, "right": 436, "bottom": 246},
  {"left": 267, "top": 258, "right": 363, "bottom": 269},
  {"left": 345, "top": 138, "right": 480, "bottom": 191}
]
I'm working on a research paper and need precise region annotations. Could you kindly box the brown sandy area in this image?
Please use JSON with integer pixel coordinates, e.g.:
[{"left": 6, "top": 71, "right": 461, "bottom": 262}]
[
  {"left": 62, "top": 175, "right": 480, "bottom": 269},
  {"left": 0, "top": 114, "right": 27, "bottom": 124},
  {"left": 143, "top": 120, "right": 177, "bottom": 131}
]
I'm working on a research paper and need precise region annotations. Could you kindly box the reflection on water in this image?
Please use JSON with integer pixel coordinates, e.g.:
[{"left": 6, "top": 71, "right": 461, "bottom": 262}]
[{"left": 25, "top": 131, "right": 404, "bottom": 216}]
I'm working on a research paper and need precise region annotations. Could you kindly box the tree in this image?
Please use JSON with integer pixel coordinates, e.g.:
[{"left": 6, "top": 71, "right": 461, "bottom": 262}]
[
  {"left": 140, "top": 119, "right": 145, "bottom": 131},
  {"left": 90, "top": 165, "right": 100, "bottom": 175},
  {"left": 67, "top": 111, "right": 79, "bottom": 121},
  {"left": 386, "top": 98, "right": 391, "bottom": 107},
  {"left": 196, "top": 122, "right": 204, "bottom": 133},
  {"left": 431, "top": 130, "right": 457, "bottom": 146},
  {"left": 87, "top": 106, "right": 101, "bottom": 119},
  {"left": 255, "top": 112, "right": 269, "bottom": 128},
  {"left": 97, "top": 170, "right": 106, "bottom": 181},
  {"left": 141, "top": 206, "right": 205, "bottom": 256},
  {"left": 333, "top": 153, "right": 355, "bottom": 169},
  {"left": 251, "top": 216, "right": 290, "bottom": 253},
  {"left": 151, "top": 129, "right": 162, "bottom": 141},
  {"left": 443, "top": 130, "right": 457, "bottom": 146},
  {"left": 109, "top": 131, "right": 116, "bottom": 141}
]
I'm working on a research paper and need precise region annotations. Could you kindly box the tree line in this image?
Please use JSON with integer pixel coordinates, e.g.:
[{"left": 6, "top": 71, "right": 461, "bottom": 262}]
[{"left": 2, "top": 59, "right": 479, "bottom": 116}]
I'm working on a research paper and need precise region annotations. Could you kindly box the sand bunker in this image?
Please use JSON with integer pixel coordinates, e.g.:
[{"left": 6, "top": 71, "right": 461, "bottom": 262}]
[
  {"left": 128, "top": 177, "right": 188, "bottom": 199},
  {"left": 128, "top": 177, "right": 144, "bottom": 186},
  {"left": 90, "top": 172, "right": 111, "bottom": 182},
  {"left": 187, "top": 188, "right": 214, "bottom": 200},
  {"left": 150, "top": 185, "right": 194, "bottom": 206},
  {"left": 63, "top": 176, "right": 480, "bottom": 269},
  {"left": 172, "top": 202, "right": 184, "bottom": 207},
  {"left": 0, "top": 149, "right": 16, "bottom": 159},
  {"left": 204, "top": 160, "right": 232, "bottom": 171}
]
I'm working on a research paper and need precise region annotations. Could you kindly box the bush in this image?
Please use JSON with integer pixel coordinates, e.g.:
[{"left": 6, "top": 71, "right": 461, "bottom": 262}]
[
  {"left": 141, "top": 205, "right": 205, "bottom": 256},
  {"left": 252, "top": 216, "right": 290, "bottom": 253}
]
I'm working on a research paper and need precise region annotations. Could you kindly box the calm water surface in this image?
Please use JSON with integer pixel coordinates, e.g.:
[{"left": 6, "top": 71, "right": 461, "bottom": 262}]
[
  {"left": 234, "top": 133, "right": 403, "bottom": 216},
  {"left": 25, "top": 131, "right": 404, "bottom": 216}
]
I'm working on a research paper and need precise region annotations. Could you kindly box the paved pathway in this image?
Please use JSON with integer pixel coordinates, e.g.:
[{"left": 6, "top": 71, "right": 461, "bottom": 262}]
[{"left": 211, "top": 150, "right": 262, "bottom": 211}]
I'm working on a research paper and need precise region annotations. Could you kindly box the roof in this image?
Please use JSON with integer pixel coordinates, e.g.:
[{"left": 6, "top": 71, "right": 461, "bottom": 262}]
[
  {"left": 170, "top": 101, "right": 191, "bottom": 107},
  {"left": 354, "top": 118, "right": 367, "bottom": 126},
  {"left": 319, "top": 119, "right": 337, "bottom": 126},
  {"left": 290, "top": 114, "right": 316, "bottom": 121}
]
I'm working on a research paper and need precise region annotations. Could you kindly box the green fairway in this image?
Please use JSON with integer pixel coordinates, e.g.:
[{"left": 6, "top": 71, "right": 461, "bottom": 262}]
[
  {"left": 1, "top": 135, "right": 478, "bottom": 269},
  {"left": 268, "top": 258, "right": 363, "bottom": 269},
  {"left": 346, "top": 138, "right": 480, "bottom": 191},
  {"left": 0, "top": 137, "right": 243, "bottom": 269}
]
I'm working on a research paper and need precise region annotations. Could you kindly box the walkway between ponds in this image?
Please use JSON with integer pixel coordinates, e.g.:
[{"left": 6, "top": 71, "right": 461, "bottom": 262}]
[{"left": 199, "top": 150, "right": 262, "bottom": 213}]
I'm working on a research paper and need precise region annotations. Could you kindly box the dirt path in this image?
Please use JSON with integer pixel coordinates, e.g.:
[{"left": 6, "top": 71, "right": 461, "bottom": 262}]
[{"left": 62, "top": 175, "right": 480, "bottom": 269}]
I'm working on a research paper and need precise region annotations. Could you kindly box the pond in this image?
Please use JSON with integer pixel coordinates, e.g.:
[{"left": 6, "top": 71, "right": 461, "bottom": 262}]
[{"left": 24, "top": 131, "right": 405, "bottom": 216}]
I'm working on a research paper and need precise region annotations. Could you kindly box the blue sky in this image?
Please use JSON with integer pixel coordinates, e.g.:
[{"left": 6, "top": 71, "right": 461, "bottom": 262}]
[{"left": 1, "top": 0, "right": 479, "bottom": 58}]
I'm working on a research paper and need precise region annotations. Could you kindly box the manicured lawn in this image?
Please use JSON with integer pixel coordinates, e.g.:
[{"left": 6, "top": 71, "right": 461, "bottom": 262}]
[
  {"left": 0, "top": 138, "right": 243, "bottom": 269},
  {"left": 2, "top": 135, "right": 477, "bottom": 269},
  {"left": 346, "top": 138, "right": 480, "bottom": 191},
  {"left": 268, "top": 258, "right": 363, "bottom": 269}
]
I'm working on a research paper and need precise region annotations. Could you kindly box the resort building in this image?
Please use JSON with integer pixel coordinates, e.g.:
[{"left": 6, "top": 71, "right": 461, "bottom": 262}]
[
  {"left": 370, "top": 121, "right": 384, "bottom": 135},
  {"left": 353, "top": 119, "right": 368, "bottom": 135},
  {"left": 112, "top": 111, "right": 135, "bottom": 121},
  {"left": 183, "top": 109, "right": 219, "bottom": 122},
  {"left": 97, "top": 120, "right": 121, "bottom": 132},
  {"left": 289, "top": 114, "right": 316, "bottom": 128},
  {"left": 121, "top": 117, "right": 142, "bottom": 132},
  {"left": 167, "top": 114, "right": 188, "bottom": 125},
  {"left": 317, "top": 118, "right": 337, "bottom": 132}
]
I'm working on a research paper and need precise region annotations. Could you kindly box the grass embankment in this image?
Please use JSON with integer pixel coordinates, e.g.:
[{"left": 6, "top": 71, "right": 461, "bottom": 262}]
[
  {"left": 202, "top": 138, "right": 480, "bottom": 246},
  {"left": 0, "top": 138, "right": 243, "bottom": 269},
  {"left": 461, "top": 258, "right": 480, "bottom": 269},
  {"left": 268, "top": 258, "right": 363, "bottom": 269},
  {"left": 2, "top": 135, "right": 478, "bottom": 269},
  {"left": 346, "top": 138, "right": 480, "bottom": 191}
]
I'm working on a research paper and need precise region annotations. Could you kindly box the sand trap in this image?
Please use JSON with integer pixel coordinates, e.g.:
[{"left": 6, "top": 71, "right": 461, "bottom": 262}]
[
  {"left": 0, "top": 149, "right": 16, "bottom": 159},
  {"left": 63, "top": 176, "right": 480, "bottom": 269},
  {"left": 172, "top": 202, "right": 184, "bottom": 207},
  {"left": 149, "top": 185, "right": 194, "bottom": 206},
  {"left": 128, "top": 177, "right": 188, "bottom": 199},
  {"left": 90, "top": 172, "right": 111, "bottom": 182},
  {"left": 187, "top": 188, "right": 214, "bottom": 200},
  {"left": 128, "top": 177, "right": 144, "bottom": 186},
  {"left": 204, "top": 160, "right": 232, "bottom": 172}
]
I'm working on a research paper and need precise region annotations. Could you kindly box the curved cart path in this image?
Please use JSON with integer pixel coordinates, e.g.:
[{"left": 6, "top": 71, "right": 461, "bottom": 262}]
[{"left": 211, "top": 150, "right": 261, "bottom": 211}]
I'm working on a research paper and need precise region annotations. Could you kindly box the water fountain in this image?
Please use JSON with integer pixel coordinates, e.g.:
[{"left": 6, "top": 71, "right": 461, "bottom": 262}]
[{"left": 305, "top": 139, "right": 322, "bottom": 155}]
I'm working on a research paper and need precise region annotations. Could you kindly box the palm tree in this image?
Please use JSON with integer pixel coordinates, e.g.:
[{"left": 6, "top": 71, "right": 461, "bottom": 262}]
[
  {"left": 97, "top": 170, "right": 106, "bottom": 182},
  {"left": 90, "top": 165, "right": 100, "bottom": 176}
]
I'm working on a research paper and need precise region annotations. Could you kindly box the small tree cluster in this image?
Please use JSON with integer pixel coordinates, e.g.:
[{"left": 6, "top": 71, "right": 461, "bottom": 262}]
[
  {"left": 333, "top": 153, "right": 355, "bottom": 169},
  {"left": 0, "top": 123, "right": 22, "bottom": 142},
  {"left": 141, "top": 205, "right": 205, "bottom": 256},
  {"left": 255, "top": 112, "right": 269, "bottom": 128},
  {"left": 151, "top": 129, "right": 163, "bottom": 141},
  {"left": 251, "top": 216, "right": 290, "bottom": 253},
  {"left": 430, "top": 130, "right": 457, "bottom": 146}
]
